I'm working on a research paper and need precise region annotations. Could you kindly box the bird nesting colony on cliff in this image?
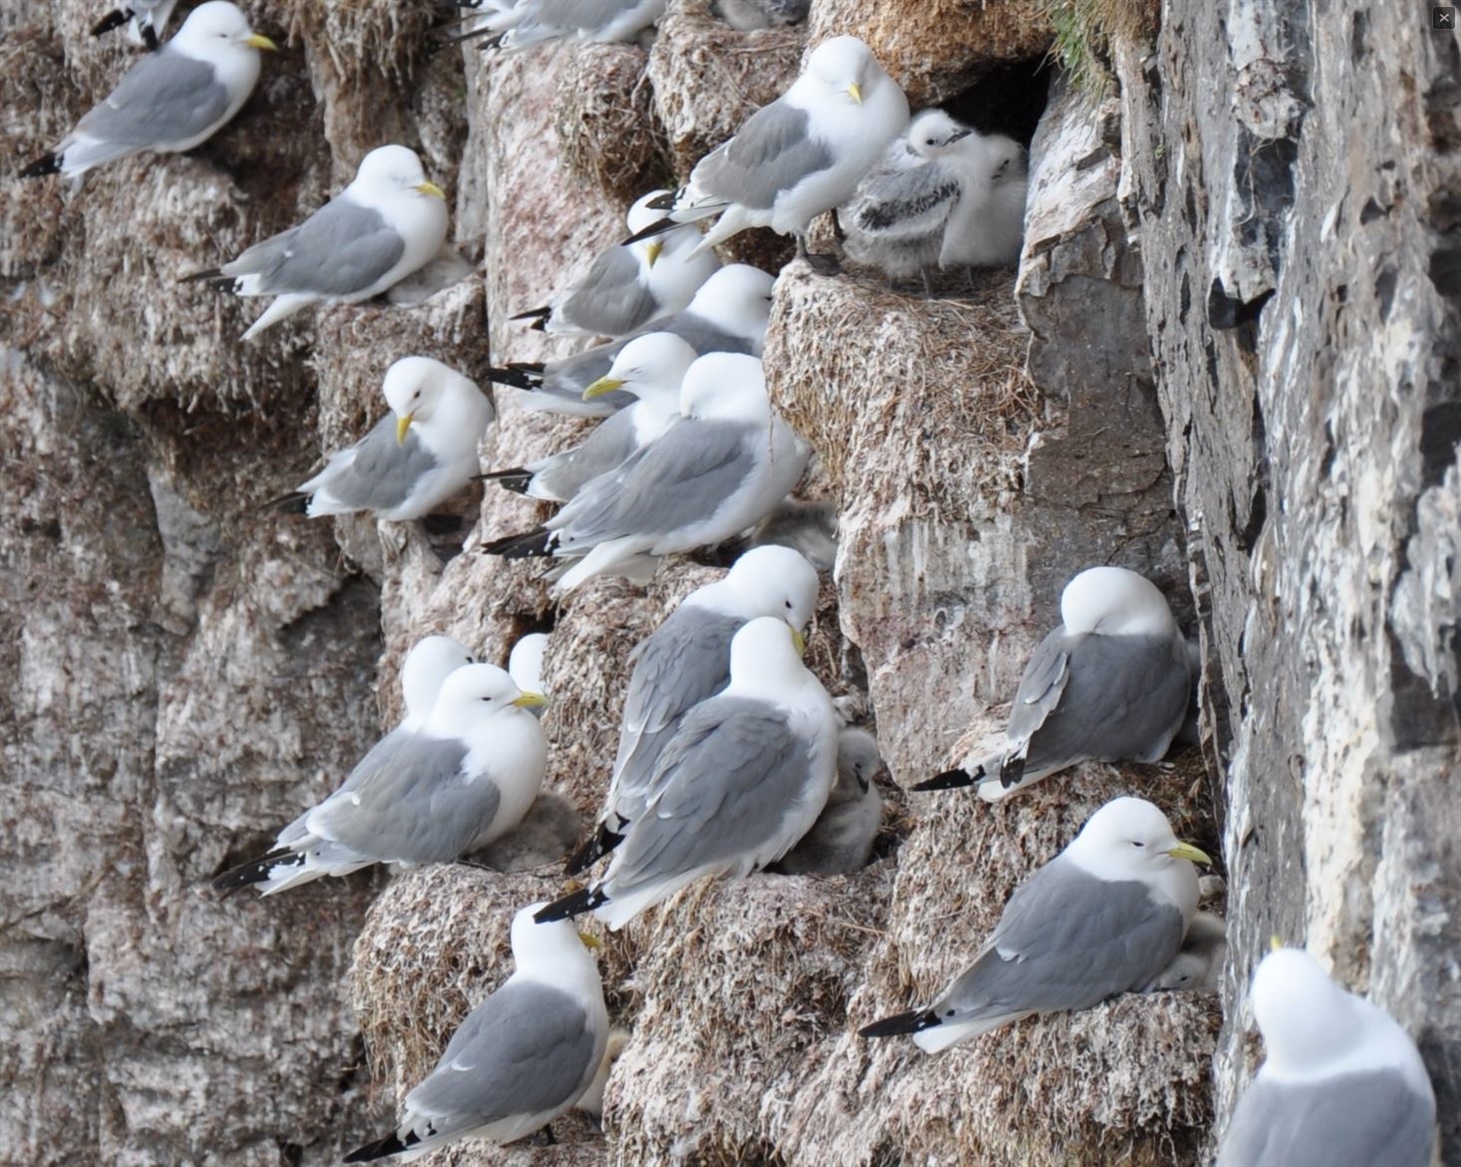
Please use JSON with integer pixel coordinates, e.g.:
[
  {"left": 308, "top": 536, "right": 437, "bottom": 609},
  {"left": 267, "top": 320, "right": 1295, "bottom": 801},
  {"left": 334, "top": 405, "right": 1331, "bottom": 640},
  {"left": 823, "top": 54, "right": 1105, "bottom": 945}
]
[{"left": 4, "top": 0, "right": 1446, "bottom": 1166}]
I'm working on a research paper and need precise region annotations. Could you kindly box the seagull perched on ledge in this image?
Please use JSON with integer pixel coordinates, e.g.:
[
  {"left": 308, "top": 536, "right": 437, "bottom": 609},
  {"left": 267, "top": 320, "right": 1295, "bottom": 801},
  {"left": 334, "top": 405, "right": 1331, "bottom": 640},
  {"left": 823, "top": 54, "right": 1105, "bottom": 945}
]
[
  {"left": 631, "top": 36, "right": 909, "bottom": 260},
  {"left": 183, "top": 144, "right": 449, "bottom": 339},
  {"left": 24, "top": 2, "right": 275, "bottom": 180}
]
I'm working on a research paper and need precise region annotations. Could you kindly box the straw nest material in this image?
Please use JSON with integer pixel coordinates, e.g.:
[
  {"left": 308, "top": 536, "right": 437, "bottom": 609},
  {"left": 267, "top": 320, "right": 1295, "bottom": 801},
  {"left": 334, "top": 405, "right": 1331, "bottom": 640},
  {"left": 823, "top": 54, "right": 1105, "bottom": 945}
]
[
  {"left": 765, "top": 265, "right": 1040, "bottom": 514},
  {"left": 810, "top": 0, "right": 1054, "bottom": 106},
  {"left": 553, "top": 43, "right": 674, "bottom": 205}
]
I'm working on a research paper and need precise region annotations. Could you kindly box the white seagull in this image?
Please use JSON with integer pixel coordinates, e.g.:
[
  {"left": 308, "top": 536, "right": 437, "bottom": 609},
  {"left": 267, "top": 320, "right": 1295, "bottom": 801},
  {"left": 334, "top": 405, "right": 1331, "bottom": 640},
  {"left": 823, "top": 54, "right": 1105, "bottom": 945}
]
[
  {"left": 860, "top": 796, "right": 1210, "bottom": 1052},
  {"left": 642, "top": 36, "right": 909, "bottom": 258},
  {"left": 482, "top": 353, "right": 810, "bottom": 594},
  {"left": 91, "top": 0, "right": 182, "bottom": 49},
  {"left": 276, "top": 358, "right": 492, "bottom": 522},
  {"left": 482, "top": 333, "right": 697, "bottom": 503},
  {"left": 1217, "top": 946, "right": 1437, "bottom": 1167},
  {"left": 567, "top": 544, "right": 822, "bottom": 874},
  {"left": 185, "top": 145, "right": 450, "bottom": 339},
  {"left": 537, "top": 616, "right": 840, "bottom": 930},
  {"left": 24, "top": 2, "right": 275, "bottom": 179},
  {"left": 917, "top": 566, "right": 1190, "bottom": 801},
  {"left": 212, "top": 664, "right": 547, "bottom": 895},
  {"left": 511, "top": 191, "right": 721, "bottom": 338},
  {"left": 344, "top": 903, "right": 609, "bottom": 1161}
]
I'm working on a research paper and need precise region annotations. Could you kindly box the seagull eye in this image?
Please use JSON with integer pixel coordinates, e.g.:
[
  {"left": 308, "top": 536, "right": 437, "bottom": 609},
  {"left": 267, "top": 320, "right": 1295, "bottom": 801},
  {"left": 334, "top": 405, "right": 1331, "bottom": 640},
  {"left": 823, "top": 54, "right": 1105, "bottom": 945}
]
[
  {"left": 784, "top": 599, "right": 793, "bottom": 610},
  {"left": 481, "top": 696, "right": 493, "bottom": 703},
  {"left": 1131, "top": 840, "right": 1145, "bottom": 848}
]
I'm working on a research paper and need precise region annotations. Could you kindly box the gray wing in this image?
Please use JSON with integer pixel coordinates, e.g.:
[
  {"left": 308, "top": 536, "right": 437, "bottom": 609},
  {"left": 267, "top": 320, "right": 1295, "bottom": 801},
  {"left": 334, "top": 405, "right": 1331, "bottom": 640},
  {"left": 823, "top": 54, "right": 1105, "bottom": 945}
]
[
  {"left": 559, "top": 245, "right": 656, "bottom": 336},
  {"left": 313, "top": 416, "right": 441, "bottom": 512},
  {"left": 1217, "top": 1072, "right": 1436, "bottom": 1167},
  {"left": 660, "top": 314, "right": 755, "bottom": 356},
  {"left": 610, "top": 697, "right": 810, "bottom": 889},
  {"left": 406, "top": 981, "right": 597, "bottom": 1136},
  {"left": 1018, "top": 631, "right": 1190, "bottom": 777},
  {"left": 939, "top": 859, "right": 1186, "bottom": 1019},
  {"left": 551, "top": 419, "right": 754, "bottom": 549},
  {"left": 694, "top": 100, "right": 835, "bottom": 210},
  {"left": 536, "top": 314, "right": 751, "bottom": 407},
  {"left": 847, "top": 157, "right": 959, "bottom": 239},
  {"left": 75, "top": 50, "right": 229, "bottom": 147},
  {"left": 534, "top": 409, "right": 642, "bottom": 501},
  {"left": 611, "top": 608, "right": 740, "bottom": 817},
  {"left": 255, "top": 198, "right": 405, "bottom": 297},
  {"left": 308, "top": 734, "right": 494, "bottom": 863}
]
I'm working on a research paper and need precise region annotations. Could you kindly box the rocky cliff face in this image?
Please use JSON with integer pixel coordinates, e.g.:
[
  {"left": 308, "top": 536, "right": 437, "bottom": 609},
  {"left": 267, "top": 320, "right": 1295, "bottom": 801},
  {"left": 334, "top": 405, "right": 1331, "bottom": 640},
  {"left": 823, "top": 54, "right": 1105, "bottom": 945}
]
[{"left": 1, "top": 2, "right": 1456, "bottom": 1167}]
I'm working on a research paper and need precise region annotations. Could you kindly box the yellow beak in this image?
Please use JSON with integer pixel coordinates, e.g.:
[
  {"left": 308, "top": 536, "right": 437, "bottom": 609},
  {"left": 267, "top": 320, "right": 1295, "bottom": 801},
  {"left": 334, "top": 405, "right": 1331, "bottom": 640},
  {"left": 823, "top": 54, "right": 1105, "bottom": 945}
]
[
  {"left": 245, "top": 32, "right": 278, "bottom": 51},
  {"left": 415, "top": 181, "right": 446, "bottom": 200},
  {"left": 583, "top": 375, "right": 626, "bottom": 401},
  {"left": 395, "top": 412, "right": 414, "bottom": 445},
  {"left": 510, "top": 691, "right": 548, "bottom": 709},
  {"left": 578, "top": 931, "right": 603, "bottom": 950},
  {"left": 645, "top": 239, "right": 664, "bottom": 268},
  {"left": 1269, "top": 935, "right": 1285, "bottom": 953},
  {"left": 847, "top": 82, "right": 863, "bottom": 105},
  {"left": 790, "top": 625, "right": 807, "bottom": 657},
  {"left": 1166, "top": 841, "right": 1213, "bottom": 866}
]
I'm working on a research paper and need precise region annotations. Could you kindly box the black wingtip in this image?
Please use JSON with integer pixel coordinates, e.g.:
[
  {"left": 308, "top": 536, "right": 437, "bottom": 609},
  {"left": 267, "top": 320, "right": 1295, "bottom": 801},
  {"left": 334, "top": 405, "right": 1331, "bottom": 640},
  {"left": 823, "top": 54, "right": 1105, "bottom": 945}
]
[
  {"left": 564, "top": 824, "right": 623, "bottom": 876},
  {"left": 510, "top": 305, "right": 552, "bottom": 330},
  {"left": 343, "top": 1131, "right": 416, "bottom": 1163},
  {"left": 621, "top": 216, "right": 678, "bottom": 246},
  {"left": 479, "top": 468, "right": 534, "bottom": 495},
  {"left": 90, "top": 7, "right": 131, "bottom": 35},
  {"left": 534, "top": 886, "right": 606, "bottom": 923},
  {"left": 210, "top": 850, "right": 297, "bottom": 895},
  {"left": 259, "top": 491, "right": 310, "bottom": 515},
  {"left": 481, "top": 528, "right": 553, "bottom": 559},
  {"left": 911, "top": 766, "right": 982, "bottom": 792},
  {"left": 858, "top": 1008, "right": 940, "bottom": 1039},
  {"left": 647, "top": 190, "right": 676, "bottom": 211},
  {"left": 998, "top": 755, "right": 1027, "bottom": 790},
  {"left": 179, "top": 267, "right": 226, "bottom": 285},
  {"left": 19, "top": 153, "right": 61, "bottom": 179},
  {"left": 482, "top": 363, "right": 545, "bottom": 391}
]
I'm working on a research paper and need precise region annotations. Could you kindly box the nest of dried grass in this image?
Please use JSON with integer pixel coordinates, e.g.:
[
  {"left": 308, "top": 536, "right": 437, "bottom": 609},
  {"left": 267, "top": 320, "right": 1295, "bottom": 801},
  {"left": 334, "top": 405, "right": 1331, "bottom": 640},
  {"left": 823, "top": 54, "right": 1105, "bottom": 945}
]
[
  {"left": 766, "top": 265, "right": 1040, "bottom": 519},
  {"left": 810, "top": 0, "right": 1055, "bottom": 106},
  {"left": 553, "top": 43, "right": 673, "bottom": 205},
  {"left": 281, "top": 0, "right": 437, "bottom": 87},
  {"left": 605, "top": 867, "right": 897, "bottom": 1165}
]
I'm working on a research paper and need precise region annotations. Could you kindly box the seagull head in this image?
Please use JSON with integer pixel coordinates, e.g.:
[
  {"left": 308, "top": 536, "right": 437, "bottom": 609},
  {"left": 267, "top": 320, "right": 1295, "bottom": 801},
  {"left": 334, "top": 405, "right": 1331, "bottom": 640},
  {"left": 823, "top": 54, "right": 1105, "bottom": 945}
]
[
  {"left": 383, "top": 356, "right": 489, "bottom": 447},
  {"left": 507, "top": 632, "right": 549, "bottom": 696},
  {"left": 627, "top": 191, "right": 672, "bottom": 267},
  {"left": 583, "top": 332, "right": 697, "bottom": 407},
  {"left": 426, "top": 663, "right": 546, "bottom": 733},
  {"left": 907, "top": 109, "right": 973, "bottom": 156},
  {"left": 981, "top": 133, "right": 1029, "bottom": 185},
  {"left": 722, "top": 544, "right": 821, "bottom": 632},
  {"left": 515, "top": 903, "right": 603, "bottom": 987},
  {"left": 685, "top": 264, "right": 775, "bottom": 339},
  {"left": 174, "top": 1, "right": 277, "bottom": 54},
  {"left": 1059, "top": 565, "right": 1179, "bottom": 638},
  {"left": 727, "top": 615, "right": 809, "bottom": 691},
  {"left": 677, "top": 352, "right": 770, "bottom": 424},
  {"left": 353, "top": 144, "right": 447, "bottom": 203},
  {"left": 836, "top": 727, "right": 884, "bottom": 795},
  {"left": 806, "top": 36, "right": 877, "bottom": 105},
  {"left": 399, "top": 634, "right": 475, "bottom": 730},
  {"left": 1066, "top": 796, "right": 1211, "bottom": 885},
  {"left": 1250, "top": 947, "right": 1378, "bottom": 1077}
]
